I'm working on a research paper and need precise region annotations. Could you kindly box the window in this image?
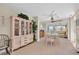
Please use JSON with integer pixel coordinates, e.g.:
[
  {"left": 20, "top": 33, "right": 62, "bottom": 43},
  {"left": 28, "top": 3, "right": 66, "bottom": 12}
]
[
  {"left": 47, "top": 24, "right": 66, "bottom": 35},
  {"left": 47, "top": 25, "right": 55, "bottom": 34},
  {"left": 55, "top": 25, "right": 66, "bottom": 32}
]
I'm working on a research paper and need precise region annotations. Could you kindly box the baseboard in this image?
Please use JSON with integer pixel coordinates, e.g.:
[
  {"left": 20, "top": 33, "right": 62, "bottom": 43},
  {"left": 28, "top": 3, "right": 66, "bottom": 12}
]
[{"left": 13, "top": 41, "right": 35, "bottom": 52}]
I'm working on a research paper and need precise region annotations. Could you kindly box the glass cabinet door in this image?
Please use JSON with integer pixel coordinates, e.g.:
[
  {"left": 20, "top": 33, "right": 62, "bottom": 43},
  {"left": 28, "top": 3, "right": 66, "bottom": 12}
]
[
  {"left": 21, "top": 21, "right": 24, "bottom": 35},
  {"left": 26, "top": 22, "right": 28, "bottom": 34},
  {"left": 14, "top": 19, "right": 19, "bottom": 36},
  {"left": 29, "top": 22, "right": 32, "bottom": 34}
]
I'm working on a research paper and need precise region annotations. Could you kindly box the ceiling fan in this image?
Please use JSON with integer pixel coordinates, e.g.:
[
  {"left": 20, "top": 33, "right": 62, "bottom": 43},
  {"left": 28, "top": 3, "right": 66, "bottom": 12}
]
[
  {"left": 51, "top": 19, "right": 62, "bottom": 23},
  {"left": 43, "top": 10, "right": 63, "bottom": 23}
]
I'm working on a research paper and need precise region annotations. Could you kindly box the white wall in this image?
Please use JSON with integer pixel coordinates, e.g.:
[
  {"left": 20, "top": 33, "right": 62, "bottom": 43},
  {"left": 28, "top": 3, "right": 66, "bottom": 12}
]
[
  {"left": 0, "top": 5, "right": 17, "bottom": 37},
  {"left": 67, "top": 18, "right": 71, "bottom": 40},
  {"left": 69, "top": 16, "right": 76, "bottom": 47}
]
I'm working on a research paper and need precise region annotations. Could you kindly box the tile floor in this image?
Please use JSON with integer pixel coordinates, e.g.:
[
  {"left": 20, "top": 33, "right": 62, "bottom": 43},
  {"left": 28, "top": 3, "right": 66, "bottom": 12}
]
[{"left": 11, "top": 38, "right": 79, "bottom": 55}]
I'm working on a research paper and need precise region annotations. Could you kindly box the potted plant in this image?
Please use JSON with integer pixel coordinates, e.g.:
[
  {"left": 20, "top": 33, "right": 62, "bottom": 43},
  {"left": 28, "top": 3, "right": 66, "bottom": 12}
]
[
  {"left": 17, "top": 13, "right": 29, "bottom": 20},
  {"left": 32, "top": 20, "right": 37, "bottom": 41}
]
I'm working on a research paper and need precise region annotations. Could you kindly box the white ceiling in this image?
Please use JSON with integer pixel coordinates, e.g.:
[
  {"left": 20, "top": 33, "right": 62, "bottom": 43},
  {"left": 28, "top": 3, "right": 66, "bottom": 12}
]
[{"left": 0, "top": 3, "right": 79, "bottom": 21}]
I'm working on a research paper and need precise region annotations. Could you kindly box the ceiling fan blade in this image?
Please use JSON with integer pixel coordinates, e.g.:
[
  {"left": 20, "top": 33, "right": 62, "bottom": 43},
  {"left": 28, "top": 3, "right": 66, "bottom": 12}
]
[{"left": 51, "top": 20, "right": 63, "bottom": 23}]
